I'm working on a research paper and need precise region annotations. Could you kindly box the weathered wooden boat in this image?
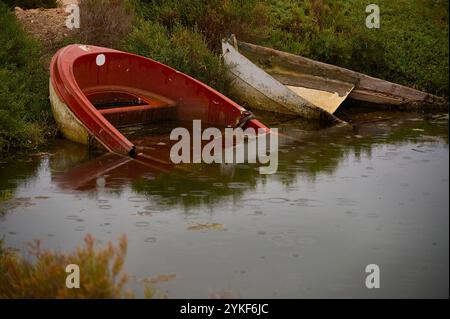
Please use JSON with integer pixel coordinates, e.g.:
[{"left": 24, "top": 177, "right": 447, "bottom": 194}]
[
  {"left": 50, "top": 44, "right": 268, "bottom": 162},
  {"left": 222, "top": 36, "right": 446, "bottom": 120}
]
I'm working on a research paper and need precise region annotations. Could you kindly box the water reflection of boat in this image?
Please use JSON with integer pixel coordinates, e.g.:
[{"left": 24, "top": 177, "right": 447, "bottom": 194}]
[
  {"left": 51, "top": 111, "right": 447, "bottom": 192},
  {"left": 49, "top": 44, "right": 268, "bottom": 162},
  {"left": 52, "top": 151, "right": 172, "bottom": 191},
  {"left": 222, "top": 35, "right": 447, "bottom": 121},
  {"left": 48, "top": 111, "right": 448, "bottom": 214}
]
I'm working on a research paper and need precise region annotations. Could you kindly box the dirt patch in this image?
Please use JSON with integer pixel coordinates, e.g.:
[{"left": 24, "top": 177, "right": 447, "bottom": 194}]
[
  {"left": 14, "top": 0, "right": 78, "bottom": 57},
  {"left": 15, "top": 7, "right": 72, "bottom": 49}
]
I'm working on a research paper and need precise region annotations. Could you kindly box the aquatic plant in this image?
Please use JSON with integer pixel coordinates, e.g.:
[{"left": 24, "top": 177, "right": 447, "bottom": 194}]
[{"left": 0, "top": 234, "right": 137, "bottom": 298}]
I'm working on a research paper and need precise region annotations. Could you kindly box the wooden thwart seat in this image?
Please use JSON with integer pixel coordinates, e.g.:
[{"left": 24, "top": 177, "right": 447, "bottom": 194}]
[
  {"left": 99, "top": 102, "right": 176, "bottom": 127},
  {"left": 84, "top": 86, "right": 177, "bottom": 126},
  {"left": 99, "top": 103, "right": 170, "bottom": 115}
]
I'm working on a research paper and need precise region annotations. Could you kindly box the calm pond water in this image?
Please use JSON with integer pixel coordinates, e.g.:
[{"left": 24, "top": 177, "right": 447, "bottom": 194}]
[{"left": 0, "top": 109, "right": 448, "bottom": 298}]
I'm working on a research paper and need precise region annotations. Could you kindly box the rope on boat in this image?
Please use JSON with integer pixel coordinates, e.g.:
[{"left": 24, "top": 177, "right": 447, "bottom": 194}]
[{"left": 235, "top": 110, "right": 255, "bottom": 129}]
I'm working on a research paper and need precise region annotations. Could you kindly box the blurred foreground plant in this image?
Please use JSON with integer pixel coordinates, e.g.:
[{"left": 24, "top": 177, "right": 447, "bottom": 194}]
[{"left": 0, "top": 234, "right": 137, "bottom": 298}]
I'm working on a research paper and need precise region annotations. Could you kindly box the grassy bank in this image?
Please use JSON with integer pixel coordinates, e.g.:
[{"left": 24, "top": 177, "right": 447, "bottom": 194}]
[
  {"left": 0, "top": 1, "right": 53, "bottom": 152},
  {"left": 129, "top": 0, "right": 448, "bottom": 96},
  {"left": 263, "top": 0, "right": 449, "bottom": 96},
  {"left": 78, "top": 0, "right": 450, "bottom": 98},
  {"left": 0, "top": 0, "right": 448, "bottom": 152}
]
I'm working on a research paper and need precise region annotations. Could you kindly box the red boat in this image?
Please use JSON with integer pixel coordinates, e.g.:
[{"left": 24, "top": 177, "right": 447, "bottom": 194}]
[{"left": 49, "top": 44, "right": 267, "bottom": 163}]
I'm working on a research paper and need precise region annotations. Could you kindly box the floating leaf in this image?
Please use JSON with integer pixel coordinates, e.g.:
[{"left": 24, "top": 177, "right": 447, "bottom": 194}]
[{"left": 187, "top": 223, "right": 227, "bottom": 231}]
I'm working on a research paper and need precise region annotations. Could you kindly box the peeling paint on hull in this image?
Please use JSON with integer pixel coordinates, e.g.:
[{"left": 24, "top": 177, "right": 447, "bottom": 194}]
[
  {"left": 50, "top": 80, "right": 105, "bottom": 151},
  {"left": 49, "top": 80, "right": 90, "bottom": 146}
]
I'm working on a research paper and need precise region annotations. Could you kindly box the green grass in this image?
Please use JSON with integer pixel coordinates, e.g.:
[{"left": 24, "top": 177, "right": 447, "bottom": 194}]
[
  {"left": 0, "top": 1, "right": 53, "bottom": 152},
  {"left": 263, "top": 0, "right": 449, "bottom": 96}
]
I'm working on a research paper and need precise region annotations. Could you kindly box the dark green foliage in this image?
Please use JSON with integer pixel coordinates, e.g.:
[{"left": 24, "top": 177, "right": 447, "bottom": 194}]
[
  {"left": 137, "top": 0, "right": 270, "bottom": 51},
  {"left": 264, "top": 0, "right": 448, "bottom": 96},
  {"left": 0, "top": 2, "right": 52, "bottom": 151}
]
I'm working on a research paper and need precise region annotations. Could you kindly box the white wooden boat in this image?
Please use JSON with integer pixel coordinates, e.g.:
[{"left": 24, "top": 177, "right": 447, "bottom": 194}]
[{"left": 222, "top": 35, "right": 446, "bottom": 122}]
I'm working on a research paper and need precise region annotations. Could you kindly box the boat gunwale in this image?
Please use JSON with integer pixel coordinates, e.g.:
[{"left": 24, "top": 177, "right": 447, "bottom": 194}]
[{"left": 51, "top": 45, "right": 131, "bottom": 155}]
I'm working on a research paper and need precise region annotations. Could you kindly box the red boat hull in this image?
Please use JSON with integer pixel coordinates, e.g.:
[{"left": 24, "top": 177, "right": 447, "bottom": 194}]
[{"left": 50, "top": 44, "right": 267, "bottom": 158}]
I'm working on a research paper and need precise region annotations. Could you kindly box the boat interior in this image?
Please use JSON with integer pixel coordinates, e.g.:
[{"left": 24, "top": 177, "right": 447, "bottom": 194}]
[
  {"left": 66, "top": 50, "right": 263, "bottom": 165},
  {"left": 72, "top": 52, "right": 245, "bottom": 132},
  {"left": 84, "top": 86, "right": 177, "bottom": 128}
]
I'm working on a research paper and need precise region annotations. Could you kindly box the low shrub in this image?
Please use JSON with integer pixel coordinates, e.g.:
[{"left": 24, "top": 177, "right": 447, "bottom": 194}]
[
  {"left": 0, "top": 234, "right": 135, "bottom": 298},
  {"left": 77, "top": 0, "right": 135, "bottom": 48},
  {"left": 138, "top": 0, "right": 270, "bottom": 52},
  {"left": 265, "top": 0, "right": 387, "bottom": 76},
  {"left": 195, "top": 0, "right": 271, "bottom": 51}
]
